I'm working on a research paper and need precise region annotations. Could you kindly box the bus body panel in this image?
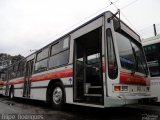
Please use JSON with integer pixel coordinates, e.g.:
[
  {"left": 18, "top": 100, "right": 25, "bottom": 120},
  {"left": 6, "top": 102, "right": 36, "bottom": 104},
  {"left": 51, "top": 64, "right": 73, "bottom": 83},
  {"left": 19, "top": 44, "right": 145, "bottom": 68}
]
[{"left": 150, "top": 77, "right": 160, "bottom": 102}]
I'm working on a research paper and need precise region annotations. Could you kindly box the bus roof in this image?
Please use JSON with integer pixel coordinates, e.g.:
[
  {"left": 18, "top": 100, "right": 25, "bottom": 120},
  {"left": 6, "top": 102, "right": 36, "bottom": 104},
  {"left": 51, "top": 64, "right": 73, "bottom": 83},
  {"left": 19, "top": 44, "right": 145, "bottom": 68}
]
[{"left": 142, "top": 34, "right": 160, "bottom": 46}]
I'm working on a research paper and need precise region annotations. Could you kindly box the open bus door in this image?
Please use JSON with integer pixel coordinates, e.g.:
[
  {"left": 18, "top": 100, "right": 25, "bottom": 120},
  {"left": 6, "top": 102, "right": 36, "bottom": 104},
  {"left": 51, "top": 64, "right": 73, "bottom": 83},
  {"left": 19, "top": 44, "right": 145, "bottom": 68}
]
[
  {"left": 73, "top": 17, "right": 104, "bottom": 105},
  {"left": 23, "top": 59, "right": 34, "bottom": 98}
]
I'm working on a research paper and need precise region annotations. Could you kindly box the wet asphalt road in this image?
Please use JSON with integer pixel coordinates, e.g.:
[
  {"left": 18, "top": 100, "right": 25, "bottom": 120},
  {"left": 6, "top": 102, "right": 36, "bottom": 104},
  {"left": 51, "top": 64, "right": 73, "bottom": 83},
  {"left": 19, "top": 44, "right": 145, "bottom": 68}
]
[{"left": 0, "top": 96, "right": 160, "bottom": 120}]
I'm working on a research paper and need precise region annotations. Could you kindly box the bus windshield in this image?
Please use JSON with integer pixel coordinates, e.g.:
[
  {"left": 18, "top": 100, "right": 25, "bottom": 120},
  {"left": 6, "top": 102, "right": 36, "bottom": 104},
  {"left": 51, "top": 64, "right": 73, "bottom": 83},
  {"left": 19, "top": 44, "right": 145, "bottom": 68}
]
[{"left": 116, "top": 32, "right": 148, "bottom": 75}]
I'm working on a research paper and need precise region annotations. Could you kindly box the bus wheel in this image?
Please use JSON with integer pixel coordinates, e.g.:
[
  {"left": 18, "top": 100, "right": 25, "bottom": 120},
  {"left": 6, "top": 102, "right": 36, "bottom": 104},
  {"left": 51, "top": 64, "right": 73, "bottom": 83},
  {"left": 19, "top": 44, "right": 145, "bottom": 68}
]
[
  {"left": 9, "top": 87, "right": 14, "bottom": 100},
  {"left": 50, "top": 82, "right": 65, "bottom": 110}
]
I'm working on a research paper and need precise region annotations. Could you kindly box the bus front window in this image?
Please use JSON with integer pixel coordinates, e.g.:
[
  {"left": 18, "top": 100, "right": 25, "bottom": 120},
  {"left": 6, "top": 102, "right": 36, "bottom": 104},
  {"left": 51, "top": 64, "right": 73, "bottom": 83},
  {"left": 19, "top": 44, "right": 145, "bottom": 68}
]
[
  {"left": 116, "top": 32, "right": 148, "bottom": 75},
  {"left": 131, "top": 42, "right": 148, "bottom": 75}
]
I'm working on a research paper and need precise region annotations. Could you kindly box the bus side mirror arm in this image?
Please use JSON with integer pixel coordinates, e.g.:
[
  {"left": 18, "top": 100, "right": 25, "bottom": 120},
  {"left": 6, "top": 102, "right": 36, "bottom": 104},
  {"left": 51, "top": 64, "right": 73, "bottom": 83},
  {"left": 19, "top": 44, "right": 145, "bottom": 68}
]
[{"left": 107, "top": 9, "right": 121, "bottom": 32}]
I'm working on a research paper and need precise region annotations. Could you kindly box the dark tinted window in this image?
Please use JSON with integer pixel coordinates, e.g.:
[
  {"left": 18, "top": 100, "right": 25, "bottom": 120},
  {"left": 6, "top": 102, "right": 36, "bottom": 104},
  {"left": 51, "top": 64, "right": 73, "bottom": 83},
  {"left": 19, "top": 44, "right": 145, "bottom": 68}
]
[
  {"left": 144, "top": 44, "right": 159, "bottom": 62},
  {"left": 144, "top": 43, "right": 160, "bottom": 77},
  {"left": 106, "top": 29, "right": 118, "bottom": 79}
]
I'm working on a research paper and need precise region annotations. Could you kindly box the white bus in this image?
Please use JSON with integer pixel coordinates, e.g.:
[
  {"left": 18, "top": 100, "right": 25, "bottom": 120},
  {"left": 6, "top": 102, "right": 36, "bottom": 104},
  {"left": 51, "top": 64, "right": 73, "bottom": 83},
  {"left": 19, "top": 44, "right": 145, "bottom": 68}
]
[
  {"left": 143, "top": 34, "right": 160, "bottom": 102},
  {"left": 1, "top": 11, "right": 154, "bottom": 109}
]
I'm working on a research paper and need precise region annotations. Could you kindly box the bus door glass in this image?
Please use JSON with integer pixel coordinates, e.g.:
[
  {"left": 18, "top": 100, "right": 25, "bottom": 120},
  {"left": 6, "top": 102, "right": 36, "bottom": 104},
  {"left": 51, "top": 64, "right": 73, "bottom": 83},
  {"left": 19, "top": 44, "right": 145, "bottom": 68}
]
[
  {"left": 105, "top": 27, "right": 118, "bottom": 97},
  {"left": 23, "top": 59, "right": 34, "bottom": 97}
]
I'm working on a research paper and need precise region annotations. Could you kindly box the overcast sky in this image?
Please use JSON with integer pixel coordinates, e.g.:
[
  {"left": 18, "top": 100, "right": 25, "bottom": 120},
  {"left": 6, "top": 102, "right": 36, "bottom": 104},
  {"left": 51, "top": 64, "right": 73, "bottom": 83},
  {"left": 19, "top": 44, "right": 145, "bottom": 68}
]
[{"left": 0, "top": 0, "right": 160, "bottom": 56}]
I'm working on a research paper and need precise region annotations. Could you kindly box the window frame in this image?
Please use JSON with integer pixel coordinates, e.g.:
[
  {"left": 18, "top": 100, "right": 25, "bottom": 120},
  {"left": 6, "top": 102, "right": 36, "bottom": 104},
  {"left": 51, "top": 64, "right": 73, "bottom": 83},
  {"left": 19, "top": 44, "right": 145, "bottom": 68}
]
[
  {"left": 116, "top": 31, "right": 148, "bottom": 75},
  {"left": 34, "top": 47, "right": 49, "bottom": 73},
  {"left": 49, "top": 37, "right": 70, "bottom": 69},
  {"left": 50, "top": 37, "right": 70, "bottom": 56},
  {"left": 36, "top": 47, "right": 49, "bottom": 62}
]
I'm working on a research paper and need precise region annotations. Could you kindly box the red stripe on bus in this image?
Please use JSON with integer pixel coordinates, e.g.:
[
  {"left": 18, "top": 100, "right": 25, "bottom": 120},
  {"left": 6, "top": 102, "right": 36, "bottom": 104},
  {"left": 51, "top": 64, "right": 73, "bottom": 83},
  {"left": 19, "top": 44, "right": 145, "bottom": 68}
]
[
  {"left": 1, "top": 81, "right": 9, "bottom": 85},
  {"left": 3, "top": 64, "right": 105, "bottom": 85},
  {"left": 9, "top": 79, "right": 24, "bottom": 85},
  {"left": 7, "top": 69, "right": 73, "bottom": 85},
  {"left": 120, "top": 71, "right": 150, "bottom": 86},
  {"left": 31, "top": 69, "right": 73, "bottom": 82},
  {"left": 0, "top": 81, "right": 4, "bottom": 85},
  {"left": 6, "top": 69, "right": 150, "bottom": 86}
]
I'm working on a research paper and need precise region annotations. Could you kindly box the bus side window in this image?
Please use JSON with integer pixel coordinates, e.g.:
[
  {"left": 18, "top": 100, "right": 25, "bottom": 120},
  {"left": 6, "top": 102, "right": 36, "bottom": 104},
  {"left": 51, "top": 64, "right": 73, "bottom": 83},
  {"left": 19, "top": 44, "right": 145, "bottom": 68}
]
[
  {"left": 49, "top": 37, "right": 70, "bottom": 69},
  {"left": 34, "top": 47, "right": 49, "bottom": 73},
  {"left": 106, "top": 29, "right": 118, "bottom": 79}
]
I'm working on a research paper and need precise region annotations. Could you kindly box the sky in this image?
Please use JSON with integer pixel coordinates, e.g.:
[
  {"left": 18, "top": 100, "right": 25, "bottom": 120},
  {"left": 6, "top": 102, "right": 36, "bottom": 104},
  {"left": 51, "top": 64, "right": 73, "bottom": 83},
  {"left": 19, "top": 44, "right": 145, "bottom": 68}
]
[{"left": 0, "top": 0, "right": 160, "bottom": 56}]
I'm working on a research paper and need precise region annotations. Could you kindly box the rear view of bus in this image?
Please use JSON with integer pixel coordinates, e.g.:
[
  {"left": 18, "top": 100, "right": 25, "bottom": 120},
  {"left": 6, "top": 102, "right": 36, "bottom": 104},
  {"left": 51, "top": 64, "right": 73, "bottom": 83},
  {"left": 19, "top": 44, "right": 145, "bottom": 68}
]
[{"left": 103, "top": 12, "right": 153, "bottom": 107}]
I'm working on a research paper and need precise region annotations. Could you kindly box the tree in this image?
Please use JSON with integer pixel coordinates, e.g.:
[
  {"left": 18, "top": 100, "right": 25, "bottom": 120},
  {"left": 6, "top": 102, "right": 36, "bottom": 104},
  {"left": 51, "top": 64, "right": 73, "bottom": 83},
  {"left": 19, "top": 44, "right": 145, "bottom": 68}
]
[
  {"left": 11, "top": 54, "right": 24, "bottom": 64},
  {"left": 0, "top": 53, "right": 24, "bottom": 69},
  {"left": 0, "top": 53, "right": 11, "bottom": 69}
]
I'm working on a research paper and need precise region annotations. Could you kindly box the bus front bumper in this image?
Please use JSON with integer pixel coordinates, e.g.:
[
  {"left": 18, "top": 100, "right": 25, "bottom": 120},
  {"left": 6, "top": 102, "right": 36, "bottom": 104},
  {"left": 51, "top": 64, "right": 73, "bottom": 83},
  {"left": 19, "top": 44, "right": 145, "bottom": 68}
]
[{"left": 104, "top": 95, "right": 157, "bottom": 107}]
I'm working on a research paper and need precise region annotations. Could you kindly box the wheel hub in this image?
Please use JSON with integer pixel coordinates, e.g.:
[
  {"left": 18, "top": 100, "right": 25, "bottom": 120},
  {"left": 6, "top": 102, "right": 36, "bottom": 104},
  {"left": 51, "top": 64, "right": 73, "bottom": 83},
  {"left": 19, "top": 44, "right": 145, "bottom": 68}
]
[{"left": 53, "top": 87, "right": 62, "bottom": 104}]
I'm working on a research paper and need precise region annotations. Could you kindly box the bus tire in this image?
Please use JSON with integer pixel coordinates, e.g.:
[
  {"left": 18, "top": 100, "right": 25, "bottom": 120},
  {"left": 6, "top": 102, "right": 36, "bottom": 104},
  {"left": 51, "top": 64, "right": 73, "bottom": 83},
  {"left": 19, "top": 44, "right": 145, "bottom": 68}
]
[
  {"left": 49, "top": 82, "right": 65, "bottom": 110},
  {"left": 9, "top": 86, "right": 14, "bottom": 100}
]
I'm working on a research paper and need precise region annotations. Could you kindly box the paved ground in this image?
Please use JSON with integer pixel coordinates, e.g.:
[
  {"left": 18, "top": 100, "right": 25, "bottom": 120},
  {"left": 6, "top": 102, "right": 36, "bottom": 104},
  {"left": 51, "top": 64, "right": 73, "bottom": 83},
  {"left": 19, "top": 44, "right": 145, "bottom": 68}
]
[{"left": 0, "top": 96, "right": 160, "bottom": 120}]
